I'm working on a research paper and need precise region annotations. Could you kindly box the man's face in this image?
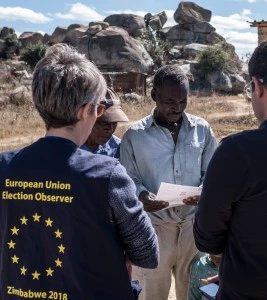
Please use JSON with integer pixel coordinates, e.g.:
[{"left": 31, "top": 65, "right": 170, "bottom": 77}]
[
  {"left": 154, "top": 79, "right": 188, "bottom": 124},
  {"left": 90, "top": 120, "right": 118, "bottom": 145},
  {"left": 250, "top": 77, "right": 266, "bottom": 124}
]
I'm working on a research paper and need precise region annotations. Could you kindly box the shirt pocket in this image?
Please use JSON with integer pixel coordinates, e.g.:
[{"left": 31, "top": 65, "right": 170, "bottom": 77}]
[{"left": 185, "top": 143, "right": 204, "bottom": 173}]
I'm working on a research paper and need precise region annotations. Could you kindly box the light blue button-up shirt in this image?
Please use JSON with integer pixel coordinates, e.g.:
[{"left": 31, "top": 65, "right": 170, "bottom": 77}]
[{"left": 120, "top": 110, "right": 217, "bottom": 224}]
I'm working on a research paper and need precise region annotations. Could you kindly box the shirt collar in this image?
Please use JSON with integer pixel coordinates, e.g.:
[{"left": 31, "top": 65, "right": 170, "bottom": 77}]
[{"left": 145, "top": 107, "right": 196, "bottom": 129}]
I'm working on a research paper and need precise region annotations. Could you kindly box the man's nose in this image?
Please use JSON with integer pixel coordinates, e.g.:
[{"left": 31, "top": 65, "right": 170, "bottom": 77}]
[
  {"left": 171, "top": 103, "right": 183, "bottom": 111},
  {"left": 105, "top": 123, "right": 116, "bottom": 132}
]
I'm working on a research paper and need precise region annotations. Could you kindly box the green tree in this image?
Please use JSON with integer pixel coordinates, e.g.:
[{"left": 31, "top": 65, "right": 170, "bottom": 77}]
[
  {"left": 199, "top": 45, "right": 241, "bottom": 74},
  {"left": 199, "top": 46, "right": 229, "bottom": 73},
  {"left": 20, "top": 43, "right": 48, "bottom": 69}
]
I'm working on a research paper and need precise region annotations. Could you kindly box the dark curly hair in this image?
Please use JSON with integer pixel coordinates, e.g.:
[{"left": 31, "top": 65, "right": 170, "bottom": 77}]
[
  {"left": 249, "top": 41, "right": 267, "bottom": 86},
  {"left": 152, "top": 64, "right": 189, "bottom": 94}
]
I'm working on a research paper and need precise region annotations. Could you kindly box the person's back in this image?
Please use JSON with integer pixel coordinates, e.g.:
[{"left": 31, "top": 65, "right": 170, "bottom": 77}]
[
  {"left": 0, "top": 43, "right": 159, "bottom": 300},
  {"left": 1, "top": 138, "right": 134, "bottom": 299},
  {"left": 218, "top": 128, "right": 267, "bottom": 298},
  {"left": 194, "top": 41, "right": 267, "bottom": 300}
]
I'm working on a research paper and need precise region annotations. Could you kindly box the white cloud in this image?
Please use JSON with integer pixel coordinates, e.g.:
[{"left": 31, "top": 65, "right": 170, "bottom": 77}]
[
  {"left": 0, "top": 6, "right": 52, "bottom": 24},
  {"left": 211, "top": 13, "right": 253, "bottom": 30},
  {"left": 219, "top": 29, "right": 257, "bottom": 44},
  {"left": 248, "top": 0, "right": 256, "bottom": 3},
  {"left": 55, "top": 3, "right": 104, "bottom": 22},
  {"left": 242, "top": 9, "right": 251, "bottom": 15},
  {"left": 210, "top": 11, "right": 258, "bottom": 56},
  {"left": 164, "top": 10, "right": 176, "bottom": 27},
  {"left": 37, "top": 30, "right": 46, "bottom": 36}
]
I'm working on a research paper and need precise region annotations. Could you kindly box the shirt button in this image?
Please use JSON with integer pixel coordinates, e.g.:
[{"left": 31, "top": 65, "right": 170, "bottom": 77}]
[{"left": 176, "top": 170, "right": 179, "bottom": 173}]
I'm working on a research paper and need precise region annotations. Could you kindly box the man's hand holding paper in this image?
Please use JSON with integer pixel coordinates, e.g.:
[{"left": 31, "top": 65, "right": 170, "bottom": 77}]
[
  {"left": 139, "top": 190, "right": 169, "bottom": 212},
  {"left": 155, "top": 182, "right": 202, "bottom": 209}
]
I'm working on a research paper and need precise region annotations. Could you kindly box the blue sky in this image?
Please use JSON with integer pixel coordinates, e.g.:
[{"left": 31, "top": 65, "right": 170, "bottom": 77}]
[{"left": 0, "top": 0, "right": 265, "bottom": 57}]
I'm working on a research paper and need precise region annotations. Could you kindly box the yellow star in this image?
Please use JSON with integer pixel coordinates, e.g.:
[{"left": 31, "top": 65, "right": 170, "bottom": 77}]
[
  {"left": 55, "top": 258, "right": 62, "bottom": 267},
  {"left": 54, "top": 229, "right": 62, "bottom": 239},
  {"left": 10, "top": 226, "right": 19, "bottom": 235},
  {"left": 46, "top": 267, "right": 54, "bottom": 277},
  {"left": 20, "top": 216, "right": 28, "bottom": 225},
  {"left": 20, "top": 266, "right": 27, "bottom": 275},
  {"left": 7, "top": 240, "right": 16, "bottom": 249},
  {"left": 32, "top": 270, "right": 41, "bottom": 280},
  {"left": 33, "top": 213, "right": 41, "bottom": 222},
  {"left": 58, "top": 244, "right": 65, "bottom": 253},
  {"left": 45, "top": 218, "right": 53, "bottom": 227},
  {"left": 11, "top": 255, "right": 19, "bottom": 264}
]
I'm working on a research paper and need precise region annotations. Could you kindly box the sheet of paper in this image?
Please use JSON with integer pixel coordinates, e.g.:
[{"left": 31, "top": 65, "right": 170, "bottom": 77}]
[{"left": 155, "top": 182, "right": 202, "bottom": 208}]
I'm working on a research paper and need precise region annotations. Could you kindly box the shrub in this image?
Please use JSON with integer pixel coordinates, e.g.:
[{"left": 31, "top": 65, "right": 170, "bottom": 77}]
[
  {"left": 4, "top": 34, "right": 21, "bottom": 48},
  {"left": 199, "top": 46, "right": 229, "bottom": 73},
  {"left": 140, "top": 28, "right": 170, "bottom": 67},
  {"left": 198, "top": 44, "right": 242, "bottom": 75},
  {"left": 20, "top": 43, "right": 48, "bottom": 69},
  {"left": 3, "top": 34, "right": 21, "bottom": 56}
]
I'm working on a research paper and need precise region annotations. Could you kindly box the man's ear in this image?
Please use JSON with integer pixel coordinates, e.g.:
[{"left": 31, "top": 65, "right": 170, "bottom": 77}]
[
  {"left": 253, "top": 76, "right": 264, "bottom": 99},
  {"left": 151, "top": 88, "right": 156, "bottom": 102}
]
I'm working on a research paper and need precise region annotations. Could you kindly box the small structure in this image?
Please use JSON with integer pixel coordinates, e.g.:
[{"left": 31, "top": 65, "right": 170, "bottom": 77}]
[
  {"left": 248, "top": 20, "right": 267, "bottom": 45},
  {"left": 102, "top": 72, "right": 147, "bottom": 95}
]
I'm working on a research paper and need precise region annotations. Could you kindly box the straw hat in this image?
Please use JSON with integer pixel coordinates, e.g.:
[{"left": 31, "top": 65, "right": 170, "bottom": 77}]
[{"left": 100, "top": 87, "right": 129, "bottom": 122}]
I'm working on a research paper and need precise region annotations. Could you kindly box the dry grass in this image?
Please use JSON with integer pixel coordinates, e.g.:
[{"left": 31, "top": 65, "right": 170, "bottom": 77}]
[
  {"left": 117, "top": 93, "right": 257, "bottom": 141},
  {"left": 0, "top": 103, "right": 44, "bottom": 151},
  {"left": 0, "top": 91, "right": 258, "bottom": 152}
]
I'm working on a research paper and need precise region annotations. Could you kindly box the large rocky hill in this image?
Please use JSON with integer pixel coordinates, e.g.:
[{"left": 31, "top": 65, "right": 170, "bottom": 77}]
[{"left": 0, "top": 1, "right": 248, "bottom": 95}]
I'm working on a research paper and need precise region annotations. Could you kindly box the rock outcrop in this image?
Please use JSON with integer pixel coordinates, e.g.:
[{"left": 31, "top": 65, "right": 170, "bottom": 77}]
[
  {"left": 19, "top": 32, "right": 43, "bottom": 48},
  {"left": 174, "top": 2, "right": 211, "bottom": 24},
  {"left": 77, "top": 26, "right": 154, "bottom": 74},
  {"left": 145, "top": 11, "right": 167, "bottom": 31},
  {"left": 0, "top": 2, "right": 247, "bottom": 95},
  {"left": 103, "top": 14, "right": 145, "bottom": 37}
]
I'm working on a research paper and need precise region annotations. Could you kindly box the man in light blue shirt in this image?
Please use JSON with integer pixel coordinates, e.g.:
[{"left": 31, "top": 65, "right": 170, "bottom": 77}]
[
  {"left": 82, "top": 87, "right": 129, "bottom": 159},
  {"left": 120, "top": 64, "right": 217, "bottom": 300}
]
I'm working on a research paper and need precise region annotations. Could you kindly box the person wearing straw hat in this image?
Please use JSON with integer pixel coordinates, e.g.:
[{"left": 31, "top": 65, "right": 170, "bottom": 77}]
[{"left": 81, "top": 87, "right": 129, "bottom": 159}]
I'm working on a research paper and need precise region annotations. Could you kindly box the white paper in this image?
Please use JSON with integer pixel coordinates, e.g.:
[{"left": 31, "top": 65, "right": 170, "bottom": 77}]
[{"left": 155, "top": 182, "right": 202, "bottom": 208}]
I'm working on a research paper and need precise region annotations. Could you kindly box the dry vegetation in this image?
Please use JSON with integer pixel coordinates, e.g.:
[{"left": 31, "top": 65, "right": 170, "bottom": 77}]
[
  {"left": 0, "top": 75, "right": 258, "bottom": 152},
  {"left": 117, "top": 93, "right": 258, "bottom": 142}
]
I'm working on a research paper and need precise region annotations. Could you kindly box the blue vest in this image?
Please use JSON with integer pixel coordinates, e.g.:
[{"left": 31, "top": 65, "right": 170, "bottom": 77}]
[{"left": 0, "top": 137, "right": 134, "bottom": 300}]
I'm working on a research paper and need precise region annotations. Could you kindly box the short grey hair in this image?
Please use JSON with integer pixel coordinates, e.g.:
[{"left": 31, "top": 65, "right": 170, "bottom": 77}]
[
  {"left": 32, "top": 43, "right": 107, "bottom": 129},
  {"left": 153, "top": 64, "right": 189, "bottom": 94}
]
